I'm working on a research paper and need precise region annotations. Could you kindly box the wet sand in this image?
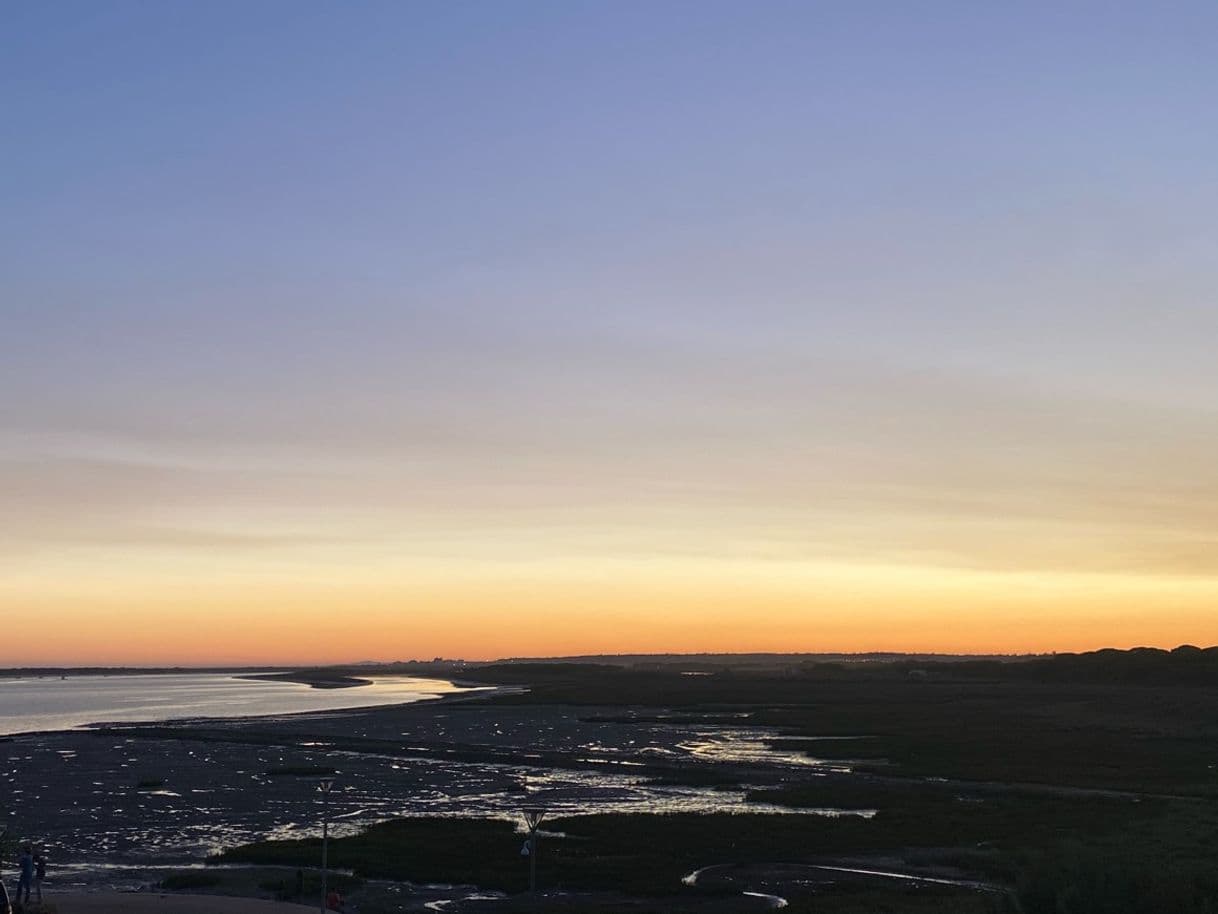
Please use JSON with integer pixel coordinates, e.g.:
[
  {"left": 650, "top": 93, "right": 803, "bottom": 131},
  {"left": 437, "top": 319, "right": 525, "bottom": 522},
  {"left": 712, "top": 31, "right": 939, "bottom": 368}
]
[{"left": 4, "top": 694, "right": 849, "bottom": 894}]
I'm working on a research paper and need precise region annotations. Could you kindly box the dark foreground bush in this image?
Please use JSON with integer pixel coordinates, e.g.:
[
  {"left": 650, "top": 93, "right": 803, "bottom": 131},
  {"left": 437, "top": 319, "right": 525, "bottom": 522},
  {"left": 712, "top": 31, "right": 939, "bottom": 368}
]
[
  {"left": 1016, "top": 849, "right": 1218, "bottom": 914},
  {"left": 260, "top": 872, "right": 362, "bottom": 902},
  {"left": 160, "top": 872, "right": 222, "bottom": 890}
]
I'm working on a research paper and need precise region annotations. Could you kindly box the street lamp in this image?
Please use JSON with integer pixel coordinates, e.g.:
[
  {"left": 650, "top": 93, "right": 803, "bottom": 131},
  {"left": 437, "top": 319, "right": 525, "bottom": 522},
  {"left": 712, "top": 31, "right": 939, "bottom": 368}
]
[
  {"left": 318, "top": 778, "right": 335, "bottom": 913},
  {"left": 522, "top": 806, "right": 546, "bottom": 894}
]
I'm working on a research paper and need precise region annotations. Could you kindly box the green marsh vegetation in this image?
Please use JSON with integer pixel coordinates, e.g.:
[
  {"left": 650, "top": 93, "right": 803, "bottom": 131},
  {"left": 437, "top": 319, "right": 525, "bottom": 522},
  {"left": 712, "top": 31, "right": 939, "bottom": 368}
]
[
  {"left": 211, "top": 649, "right": 1218, "bottom": 910},
  {"left": 469, "top": 653, "right": 1218, "bottom": 795},
  {"left": 155, "top": 867, "right": 362, "bottom": 903},
  {"left": 214, "top": 797, "right": 1218, "bottom": 908},
  {"left": 159, "top": 872, "right": 223, "bottom": 890}
]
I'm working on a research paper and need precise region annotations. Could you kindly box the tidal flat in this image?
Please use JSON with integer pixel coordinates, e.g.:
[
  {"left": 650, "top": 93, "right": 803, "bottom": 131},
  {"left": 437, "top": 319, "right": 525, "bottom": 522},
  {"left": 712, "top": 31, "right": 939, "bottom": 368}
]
[
  {"left": 6, "top": 658, "right": 1218, "bottom": 911},
  {"left": 2, "top": 689, "right": 862, "bottom": 882}
]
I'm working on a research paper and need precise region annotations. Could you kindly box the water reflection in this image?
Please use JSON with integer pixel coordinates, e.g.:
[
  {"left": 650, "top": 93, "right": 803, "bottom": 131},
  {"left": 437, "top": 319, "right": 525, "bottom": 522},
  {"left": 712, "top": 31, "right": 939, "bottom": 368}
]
[
  {"left": 4, "top": 698, "right": 874, "bottom": 890},
  {"left": 0, "top": 673, "right": 478, "bottom": 735}
]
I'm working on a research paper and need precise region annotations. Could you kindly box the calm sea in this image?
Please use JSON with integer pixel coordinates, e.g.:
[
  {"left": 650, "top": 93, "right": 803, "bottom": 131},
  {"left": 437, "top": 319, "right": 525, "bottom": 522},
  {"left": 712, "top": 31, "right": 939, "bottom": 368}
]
[{"left": 0, "top": 672, "right": 471, "bottom": 735}]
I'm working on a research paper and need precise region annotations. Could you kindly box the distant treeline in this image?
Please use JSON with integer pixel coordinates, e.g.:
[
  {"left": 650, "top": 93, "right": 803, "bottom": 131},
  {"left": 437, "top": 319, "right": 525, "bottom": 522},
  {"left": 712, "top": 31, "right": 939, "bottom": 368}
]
[
  {"left": 880, "top": 644, "right": 1218, "bottom": 686},
  {"left": 9, "top": 646, "right": 1217, "bottom": 687},
  {"left": 495, "top": 651, "right": 1030, "bottom": 669},
  {"left": 459, "top": 646, "right": 1218, "bottom": 689}
]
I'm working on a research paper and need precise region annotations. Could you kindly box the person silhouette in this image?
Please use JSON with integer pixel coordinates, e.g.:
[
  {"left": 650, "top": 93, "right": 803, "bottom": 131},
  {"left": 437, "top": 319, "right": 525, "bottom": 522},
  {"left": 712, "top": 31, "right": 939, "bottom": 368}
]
[
  {"left": 32, "top": 849, "right": 46, "bottom": 903},
  {"left": 15, "top": 845, "right": 33, "bottom": 906}
]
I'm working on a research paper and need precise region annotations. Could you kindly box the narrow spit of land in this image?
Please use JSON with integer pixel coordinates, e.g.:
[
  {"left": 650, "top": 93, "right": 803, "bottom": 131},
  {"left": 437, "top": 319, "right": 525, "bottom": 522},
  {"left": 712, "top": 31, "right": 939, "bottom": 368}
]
[{"left": 239, "top": 670, "right": 374, "bottom": 689}]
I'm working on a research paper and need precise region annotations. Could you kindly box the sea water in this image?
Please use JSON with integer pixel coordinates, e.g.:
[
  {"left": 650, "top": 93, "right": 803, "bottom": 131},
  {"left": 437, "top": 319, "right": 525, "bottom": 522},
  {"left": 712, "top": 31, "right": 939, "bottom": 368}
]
[{"left": 0, "top": 672, "right": 471, "bottom": 735}]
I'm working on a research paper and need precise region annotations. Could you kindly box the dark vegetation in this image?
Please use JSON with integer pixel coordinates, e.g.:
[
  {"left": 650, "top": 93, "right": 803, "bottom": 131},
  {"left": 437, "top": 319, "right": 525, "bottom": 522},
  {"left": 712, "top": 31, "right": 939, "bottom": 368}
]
[
  {"left": 217, "top": 800, "right": 1218, "bottom": 911},
  {"left": 455, "top": 884, "right": 999, "bottom": 914},
  {"left": 882, "top": 644, "right": 1218, "bottom": 686},
  {"left": 465, "top": 651, "right": 1218, "bottom": 795},
  {"left": 781, "top": 889, "right": 1002, "bottom": 913},
  {"left": 207, "top": 646, "right": 1218, "bottom": 911},
  {"left": 159, "top": 872, "right": 223, "bottom": 890},
  {"left": 750, "top": 687, "right": 1218, "bottom": 794},
  {"left": 1014, "top": 847, "right": 1218, "bottom": 914},
  {"left": 461, "top": 645, "right": 1218, "bottom": 687},
  {"left": 155, "top": 868, "right": 363, "bottom": 904},
  {"left": 215, "top": 792, "right": 1218, "bottom": 892},
  {"left": 260, "top": 871, "right": 362, "bottom": 902}
]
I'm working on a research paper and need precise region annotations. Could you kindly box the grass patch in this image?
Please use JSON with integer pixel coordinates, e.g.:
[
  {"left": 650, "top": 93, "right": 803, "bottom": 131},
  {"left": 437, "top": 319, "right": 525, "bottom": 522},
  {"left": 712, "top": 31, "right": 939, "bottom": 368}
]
[
  {"left": 258, "top": 871, "right": 363, "bottom": 902},
  {"left": 159, "top": 872, "right": 222, "bottom": 890},
  {"left": 217, "top": 818, "right": 524, "bottom": 891},
  {"left": 472, "top": 665, "right": 1218, "bottom": 794},
  {"left": 782, "top": 887, "right": 1008, "bottom": 913},
  {"left": 214, "top": 795, "right": 1218, "bottom": 907}
]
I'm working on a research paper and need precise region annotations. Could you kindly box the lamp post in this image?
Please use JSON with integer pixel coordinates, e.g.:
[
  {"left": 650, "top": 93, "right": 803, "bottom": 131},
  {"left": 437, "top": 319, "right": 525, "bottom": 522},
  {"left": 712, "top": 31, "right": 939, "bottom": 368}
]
[
  {"left": 522, "top": 807, "right": 546, "bottom": 895},
  {"left": 318, "top": 777, "right": 335, "bottom": 913}
]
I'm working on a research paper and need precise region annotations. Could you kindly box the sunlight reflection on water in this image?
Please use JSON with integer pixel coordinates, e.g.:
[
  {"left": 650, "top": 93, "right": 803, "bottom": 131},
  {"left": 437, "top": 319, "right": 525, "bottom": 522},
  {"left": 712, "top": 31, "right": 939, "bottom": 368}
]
[
  {"left": 4, "top": 692, "right": 879, "bottom": 891},
  {"left": 0, "top": 673, "right": 478, "bottom": 735}
]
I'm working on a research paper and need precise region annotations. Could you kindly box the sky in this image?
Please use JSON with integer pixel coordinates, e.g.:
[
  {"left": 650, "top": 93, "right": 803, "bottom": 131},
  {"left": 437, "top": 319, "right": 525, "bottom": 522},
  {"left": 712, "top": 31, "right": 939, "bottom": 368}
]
[{"left": 3, "top": 1, "right": 1217, "bottom": 665}]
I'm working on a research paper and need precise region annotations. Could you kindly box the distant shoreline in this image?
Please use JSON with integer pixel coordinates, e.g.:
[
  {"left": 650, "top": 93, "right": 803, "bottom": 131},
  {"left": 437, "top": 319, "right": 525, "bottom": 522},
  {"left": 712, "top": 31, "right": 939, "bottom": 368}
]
[{"left": 0, "top": 672, "right": 482, "bottom": 738}]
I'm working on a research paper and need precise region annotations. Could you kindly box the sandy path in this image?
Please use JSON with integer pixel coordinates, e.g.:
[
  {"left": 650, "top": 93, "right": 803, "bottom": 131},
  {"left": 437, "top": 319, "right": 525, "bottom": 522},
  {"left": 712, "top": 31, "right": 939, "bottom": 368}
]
[{"left": 35, "top": 894, "right": 320, "bottom": 913}]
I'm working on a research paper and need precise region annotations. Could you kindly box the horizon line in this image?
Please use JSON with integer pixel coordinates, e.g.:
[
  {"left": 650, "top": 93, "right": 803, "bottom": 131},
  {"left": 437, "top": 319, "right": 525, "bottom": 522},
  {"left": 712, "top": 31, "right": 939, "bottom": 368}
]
[{"left": 2, "top": 642, "right": 1214, "bottom": 672}]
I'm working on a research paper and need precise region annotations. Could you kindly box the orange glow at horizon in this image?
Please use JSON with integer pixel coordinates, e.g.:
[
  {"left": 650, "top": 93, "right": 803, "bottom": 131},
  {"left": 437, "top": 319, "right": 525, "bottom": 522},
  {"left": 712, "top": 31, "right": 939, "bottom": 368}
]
[{"left": 5, "top": 551, "right": 1215, "bottom": 666}]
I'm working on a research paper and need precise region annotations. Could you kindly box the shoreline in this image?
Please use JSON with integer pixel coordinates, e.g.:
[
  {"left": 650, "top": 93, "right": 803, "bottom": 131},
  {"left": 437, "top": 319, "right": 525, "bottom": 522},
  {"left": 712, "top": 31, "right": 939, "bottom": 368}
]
[{"left": 0, "top": 674, "right": 497, "bottom": 740}]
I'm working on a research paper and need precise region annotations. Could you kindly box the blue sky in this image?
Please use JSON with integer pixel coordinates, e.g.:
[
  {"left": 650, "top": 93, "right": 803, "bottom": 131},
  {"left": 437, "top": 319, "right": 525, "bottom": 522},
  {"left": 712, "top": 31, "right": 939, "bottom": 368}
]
[{"left": 2, "top": 2, "right": 1217, "bottom": 661}]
